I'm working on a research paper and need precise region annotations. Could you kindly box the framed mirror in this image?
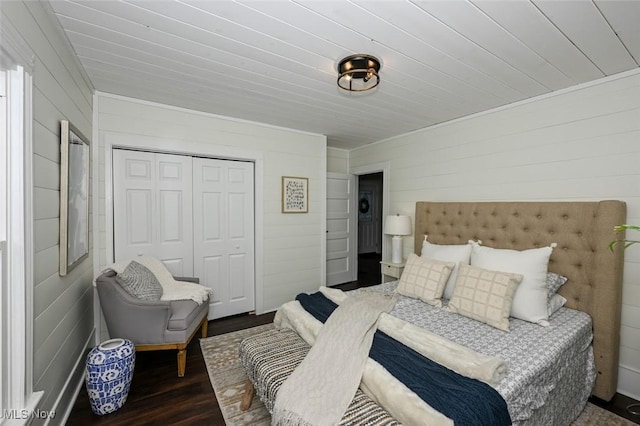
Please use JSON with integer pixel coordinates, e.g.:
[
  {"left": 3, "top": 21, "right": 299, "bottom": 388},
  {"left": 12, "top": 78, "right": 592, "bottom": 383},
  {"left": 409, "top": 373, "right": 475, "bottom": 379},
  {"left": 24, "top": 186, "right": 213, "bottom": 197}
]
[{"left": 59, "top": 120, "right": 90, "bottom": 276}]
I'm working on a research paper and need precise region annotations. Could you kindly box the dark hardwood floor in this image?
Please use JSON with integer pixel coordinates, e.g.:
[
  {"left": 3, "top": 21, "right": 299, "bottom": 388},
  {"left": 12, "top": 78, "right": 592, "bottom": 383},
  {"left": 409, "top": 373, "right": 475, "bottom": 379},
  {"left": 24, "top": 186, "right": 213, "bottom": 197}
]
[
  {"left": 67, "top": 311, "right": 276, "bottom": 426},
  {"left": 67, "top": 253, "right": 640, "bottom": 425}
]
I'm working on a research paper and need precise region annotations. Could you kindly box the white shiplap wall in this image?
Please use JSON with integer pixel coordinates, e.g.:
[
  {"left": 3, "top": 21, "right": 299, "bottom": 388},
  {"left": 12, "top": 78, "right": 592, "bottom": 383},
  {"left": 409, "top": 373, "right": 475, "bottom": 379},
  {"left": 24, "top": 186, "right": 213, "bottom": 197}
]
[
  {"left": 350, "top": 70, "right": 640, "bottom": 399},
  {"left": 2, "top": 1, "right": 96, "bottom": 422},
  {"left": 327, "top": 147, "right": 350, "bottom": 174},
  {"left": 94, "top": 93, "right": 327, "bottom": 315}
]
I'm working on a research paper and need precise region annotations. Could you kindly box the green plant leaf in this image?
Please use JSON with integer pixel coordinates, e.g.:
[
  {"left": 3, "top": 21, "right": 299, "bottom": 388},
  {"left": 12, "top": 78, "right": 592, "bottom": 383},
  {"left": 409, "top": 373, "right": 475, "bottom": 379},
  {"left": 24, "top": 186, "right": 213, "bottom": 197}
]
[{"left": 609, "top": 224, "right": 640, "bottom": 252}]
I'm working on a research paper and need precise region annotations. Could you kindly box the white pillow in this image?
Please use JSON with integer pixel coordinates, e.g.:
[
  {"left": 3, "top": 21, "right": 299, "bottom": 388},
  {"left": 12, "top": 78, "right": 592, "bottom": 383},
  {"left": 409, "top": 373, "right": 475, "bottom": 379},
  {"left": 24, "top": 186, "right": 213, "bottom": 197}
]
[
  {"left": 397, "top": 253, "right": 455, "bottom": 307},
  {"left": 421, "top": 237, "right": 473, "bottom": 300},
  {"left": 470, "top": 244, "right": 554, "bottom": 325},
  {"left": 548, "top": 294, "right": 567, "bottom": 316},
  {"left": 447, "top": 264, "right": 523, "bottom": 331}
]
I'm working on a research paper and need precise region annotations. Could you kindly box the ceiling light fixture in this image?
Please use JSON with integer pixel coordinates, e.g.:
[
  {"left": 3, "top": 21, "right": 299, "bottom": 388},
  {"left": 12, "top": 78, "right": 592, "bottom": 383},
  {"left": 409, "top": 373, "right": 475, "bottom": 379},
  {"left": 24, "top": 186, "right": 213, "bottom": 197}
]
[{"left": 337, "top": 54, "right": 381, "bottom": 92}]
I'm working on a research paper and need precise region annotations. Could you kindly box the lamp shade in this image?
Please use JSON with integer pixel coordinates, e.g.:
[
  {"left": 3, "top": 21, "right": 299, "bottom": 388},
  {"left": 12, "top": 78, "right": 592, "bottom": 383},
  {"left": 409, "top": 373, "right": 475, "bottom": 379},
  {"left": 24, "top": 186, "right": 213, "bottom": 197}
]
[{"left": 384, "top": 215, "right": 412, "bottom": 236}]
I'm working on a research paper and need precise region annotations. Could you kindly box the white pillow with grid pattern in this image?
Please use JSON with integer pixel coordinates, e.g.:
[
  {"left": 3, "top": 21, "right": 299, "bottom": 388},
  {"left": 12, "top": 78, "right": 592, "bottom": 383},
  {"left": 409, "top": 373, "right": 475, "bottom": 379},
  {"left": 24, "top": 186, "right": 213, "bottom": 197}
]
[
  {"left": 397, "top": 253, "right": 455, "bottom": 307},
  {"left": 447, "top": 264, "right": 523, "bottom": 331}
]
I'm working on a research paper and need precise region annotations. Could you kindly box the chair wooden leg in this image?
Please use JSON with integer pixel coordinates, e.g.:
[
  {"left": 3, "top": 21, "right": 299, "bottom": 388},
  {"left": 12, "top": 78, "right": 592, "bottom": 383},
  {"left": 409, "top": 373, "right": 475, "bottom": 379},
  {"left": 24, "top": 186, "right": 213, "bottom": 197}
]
[
  {"left": 240, "top": 380, "right": 255, "bottom": 411},
  {"left": 177, "top": 348, "right": 187, "bottom": 377}
]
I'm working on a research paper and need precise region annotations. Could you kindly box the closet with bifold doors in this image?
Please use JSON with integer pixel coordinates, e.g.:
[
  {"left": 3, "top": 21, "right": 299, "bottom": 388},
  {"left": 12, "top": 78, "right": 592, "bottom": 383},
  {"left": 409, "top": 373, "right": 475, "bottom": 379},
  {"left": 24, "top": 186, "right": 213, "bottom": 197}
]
[{"left": 112, "top": 148, "right": 255, "bottom": 319}]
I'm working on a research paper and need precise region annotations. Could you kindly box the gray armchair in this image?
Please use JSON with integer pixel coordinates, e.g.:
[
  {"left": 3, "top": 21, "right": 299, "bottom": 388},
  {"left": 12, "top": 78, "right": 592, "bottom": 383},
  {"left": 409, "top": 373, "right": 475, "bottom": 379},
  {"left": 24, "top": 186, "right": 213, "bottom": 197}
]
[{"left": 95, "top": 270, "right": 209, "bottom": 377}]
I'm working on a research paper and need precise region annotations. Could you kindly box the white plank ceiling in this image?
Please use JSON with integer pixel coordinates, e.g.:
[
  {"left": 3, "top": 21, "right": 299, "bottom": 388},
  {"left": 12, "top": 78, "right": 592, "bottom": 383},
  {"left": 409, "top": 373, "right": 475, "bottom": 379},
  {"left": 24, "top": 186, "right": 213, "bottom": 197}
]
[{"left": 47, "top": 0, "right": 640, "bottom": 149}]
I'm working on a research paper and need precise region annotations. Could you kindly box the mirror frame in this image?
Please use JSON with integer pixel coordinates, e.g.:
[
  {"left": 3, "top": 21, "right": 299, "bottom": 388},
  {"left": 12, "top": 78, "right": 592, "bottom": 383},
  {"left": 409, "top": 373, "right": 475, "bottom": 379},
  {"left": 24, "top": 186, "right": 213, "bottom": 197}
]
[{"left": 59, "top": 119, "right": 90, "bottom": 276}]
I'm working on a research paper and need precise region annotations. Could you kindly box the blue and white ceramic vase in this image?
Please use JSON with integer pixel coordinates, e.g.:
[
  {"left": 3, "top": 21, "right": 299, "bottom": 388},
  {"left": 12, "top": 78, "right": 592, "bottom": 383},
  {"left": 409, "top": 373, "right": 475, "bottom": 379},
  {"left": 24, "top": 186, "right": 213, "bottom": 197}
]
[{"left": 85, "top": 338, "right": 135, "bottom": 415}]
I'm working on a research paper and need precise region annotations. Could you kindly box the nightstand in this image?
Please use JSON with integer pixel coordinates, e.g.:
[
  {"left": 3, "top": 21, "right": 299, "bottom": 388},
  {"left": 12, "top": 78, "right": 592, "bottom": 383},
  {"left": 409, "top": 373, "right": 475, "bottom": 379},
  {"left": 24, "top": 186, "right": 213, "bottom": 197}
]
[{"left": 380, "top": 260, "right": 405, "bottom": 283}]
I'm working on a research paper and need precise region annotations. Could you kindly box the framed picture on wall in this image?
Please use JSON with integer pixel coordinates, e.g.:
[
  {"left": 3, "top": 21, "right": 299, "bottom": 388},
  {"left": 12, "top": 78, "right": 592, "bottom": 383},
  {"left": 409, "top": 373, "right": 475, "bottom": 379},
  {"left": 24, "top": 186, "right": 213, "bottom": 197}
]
[
  {"left": 282, "top": 176, "right": 308, "bottom": 213},
  {"left": 59, "top": 119, "right": 90, "bottom": 276}
]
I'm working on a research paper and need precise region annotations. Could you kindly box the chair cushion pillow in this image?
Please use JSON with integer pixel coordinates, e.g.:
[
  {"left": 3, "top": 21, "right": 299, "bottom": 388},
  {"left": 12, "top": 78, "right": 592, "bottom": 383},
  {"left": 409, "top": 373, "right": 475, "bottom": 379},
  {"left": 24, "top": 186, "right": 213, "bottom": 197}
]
[
  {"left": 168, "top": 299, "right": 204, "bottom": 331},
  {"left": 118, "top": 261, "right": 163, "bottom": 301}
]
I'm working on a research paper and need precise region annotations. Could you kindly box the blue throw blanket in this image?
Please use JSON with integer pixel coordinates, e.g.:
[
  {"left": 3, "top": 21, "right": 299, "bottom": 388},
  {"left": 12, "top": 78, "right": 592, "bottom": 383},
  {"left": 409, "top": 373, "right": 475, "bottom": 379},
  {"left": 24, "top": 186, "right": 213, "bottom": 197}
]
[{"left": 295, "top": 291, "right": 511, "bottom": 426}]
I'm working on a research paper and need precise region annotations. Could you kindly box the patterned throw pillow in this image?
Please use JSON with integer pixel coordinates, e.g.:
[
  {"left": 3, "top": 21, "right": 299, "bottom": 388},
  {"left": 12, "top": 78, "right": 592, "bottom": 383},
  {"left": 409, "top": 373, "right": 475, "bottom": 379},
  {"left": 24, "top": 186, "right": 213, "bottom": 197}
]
[
  {"left": 397, "top": 253, "right": 455, "bottom": 307},
  {"left": 546, "top": 272, "right": 568, "bottom": 299},
  {"left": 447, "top": 264, "right": 523, "bottom": 331},
  {"left": 118, "top": 261, "right": 163, "bottom": 300}
]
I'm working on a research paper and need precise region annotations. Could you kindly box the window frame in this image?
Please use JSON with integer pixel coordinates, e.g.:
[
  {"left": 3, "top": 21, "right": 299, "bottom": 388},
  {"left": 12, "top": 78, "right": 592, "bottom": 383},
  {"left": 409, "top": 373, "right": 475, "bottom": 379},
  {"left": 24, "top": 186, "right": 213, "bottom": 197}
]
[{"left": 0, "top": 14, "right": 41, "bottom": 424}]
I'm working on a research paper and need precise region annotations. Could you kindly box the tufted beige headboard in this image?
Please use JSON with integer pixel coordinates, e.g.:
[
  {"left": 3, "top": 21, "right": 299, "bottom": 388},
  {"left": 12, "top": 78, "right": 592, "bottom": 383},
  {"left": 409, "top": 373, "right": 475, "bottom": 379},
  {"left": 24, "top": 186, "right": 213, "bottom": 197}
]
[{"left": 414, "top": 200, "right": 626, "bottom": 401}]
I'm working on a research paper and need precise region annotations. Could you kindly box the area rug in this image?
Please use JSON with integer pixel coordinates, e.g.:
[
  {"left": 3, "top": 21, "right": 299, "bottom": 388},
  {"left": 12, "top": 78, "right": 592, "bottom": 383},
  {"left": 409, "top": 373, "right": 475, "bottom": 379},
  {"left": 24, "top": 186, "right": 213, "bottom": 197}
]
[{"left": 200, "top": 324, "right": 637, "bottom": 426}]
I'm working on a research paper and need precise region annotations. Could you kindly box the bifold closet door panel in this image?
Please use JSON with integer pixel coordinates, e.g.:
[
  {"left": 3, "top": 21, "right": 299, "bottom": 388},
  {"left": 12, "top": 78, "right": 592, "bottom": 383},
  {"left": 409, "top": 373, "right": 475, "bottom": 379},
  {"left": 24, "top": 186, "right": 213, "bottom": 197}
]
[
  {"left": 193, "top": 158, "right": 255, "bottom": 319},
  {"left": 112, "top": 149, "right": 194, "bottom": 277}
]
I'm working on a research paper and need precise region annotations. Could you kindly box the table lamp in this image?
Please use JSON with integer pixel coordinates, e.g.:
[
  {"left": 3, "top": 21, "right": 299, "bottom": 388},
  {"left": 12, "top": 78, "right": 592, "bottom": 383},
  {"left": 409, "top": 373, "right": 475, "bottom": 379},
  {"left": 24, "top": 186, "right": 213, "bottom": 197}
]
[{"left": 384, "top": 214, "right": 412, "bottom": 264}]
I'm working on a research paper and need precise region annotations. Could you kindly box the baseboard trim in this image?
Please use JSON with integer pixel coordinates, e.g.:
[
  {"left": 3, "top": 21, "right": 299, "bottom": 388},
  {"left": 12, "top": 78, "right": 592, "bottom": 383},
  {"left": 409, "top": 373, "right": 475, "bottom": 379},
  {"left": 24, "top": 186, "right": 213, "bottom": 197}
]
[
  {"left": 47, "top": 329, "right": 95, "bottom": 426},
  {"left": 618, "top": 364, "right": 640, "bottom": 401}
]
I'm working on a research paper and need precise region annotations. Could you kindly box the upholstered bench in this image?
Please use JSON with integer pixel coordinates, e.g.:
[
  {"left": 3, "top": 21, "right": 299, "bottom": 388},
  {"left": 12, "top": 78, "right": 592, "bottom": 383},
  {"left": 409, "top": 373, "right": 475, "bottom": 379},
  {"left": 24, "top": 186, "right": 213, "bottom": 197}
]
[{"left": 238, "top": 327, "right": 399, "bottom": 425}]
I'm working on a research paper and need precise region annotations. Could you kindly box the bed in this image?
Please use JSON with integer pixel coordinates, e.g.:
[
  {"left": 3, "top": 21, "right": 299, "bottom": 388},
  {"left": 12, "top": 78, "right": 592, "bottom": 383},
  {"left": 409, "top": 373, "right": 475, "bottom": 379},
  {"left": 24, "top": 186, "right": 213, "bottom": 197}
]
[{"left": 240, "top": 200, "right": 626, "bottom": 425}]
